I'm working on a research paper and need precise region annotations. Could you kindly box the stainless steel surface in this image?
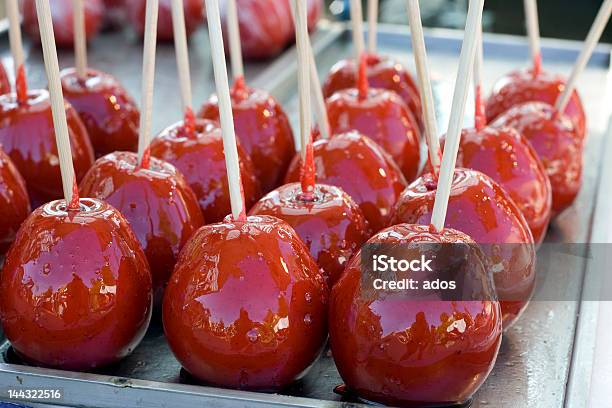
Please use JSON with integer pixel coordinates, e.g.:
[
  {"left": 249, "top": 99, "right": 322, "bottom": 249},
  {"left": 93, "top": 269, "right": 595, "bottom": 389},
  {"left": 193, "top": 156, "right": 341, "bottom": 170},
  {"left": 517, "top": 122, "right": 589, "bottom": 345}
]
[{"left": 0, "top": 21, "right": 611, "bottom": 408}]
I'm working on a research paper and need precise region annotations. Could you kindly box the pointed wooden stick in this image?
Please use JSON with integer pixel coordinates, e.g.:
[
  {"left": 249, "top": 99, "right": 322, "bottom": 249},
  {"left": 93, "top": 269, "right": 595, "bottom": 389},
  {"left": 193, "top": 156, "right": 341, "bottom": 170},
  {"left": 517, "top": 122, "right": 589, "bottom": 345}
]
[
  {"left": 36, "top": 0, "right": 79, "bottom": 208},
  {"left": 137, "top": 0, "right": 159, "bottom": 168},
  {"left": 171, "top": 0, "right": 193, "bottom": 115},
  {"left": 431, "top": 0, "right": 484, "bottom": 232},
  {"left": 226, "top": 0, "right": 244, "bottom": 81},
  {"left": 73, "top": 0, "right": 88, "bottom": 78},
  {"left": 556, "top": 0, "right": 612, "bottom": 114},
  {"left": 367, "top": 0, "right": 378, "bottom": 54},
  {"left": 473, "top": 23, "right": 486, "bottom": 130},
  {"left": 523, "top": 0, "right": 541, "bottom": 76},
  {"left": 406, "top": 0, "right": 441, "bottom": 175},
  {"left": 349, "top": 0, "right": 365, "bottom": 62},
  {"left": 6, "top": 0, "right": 24, "bottom": 79},
  {"left": 205, "top": 0, "right": 245, "bottom": 220},
  {"left": 295, "top": 0, "right": 311, "bottom": 162}
]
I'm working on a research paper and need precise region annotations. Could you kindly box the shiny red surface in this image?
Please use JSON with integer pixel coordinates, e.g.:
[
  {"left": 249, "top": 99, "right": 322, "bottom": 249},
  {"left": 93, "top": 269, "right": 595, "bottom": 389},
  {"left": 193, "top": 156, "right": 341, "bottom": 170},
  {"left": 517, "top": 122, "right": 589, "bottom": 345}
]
[
  {"left": 22, "top": 0, "right": 104, "bottom": 47},
  {"left": 79, "top": 152, "right": 204, "bottom": 300},
  {"left": 0, "top": 147, "right": 31, "bottom": 255},
  {"left": 323, "top": 54, "right": 422, "bottom": 127},
  {"left": 0, "top": 63, "right": 10, "bottom": 95},
  {"left": 249, "top": 183, "right": 370, "bottom": 285},
  {"left": 0, "top": 90, "right": 95, "bottom": 208},
  {"left": 126, "top": 0, "right": 204, "bottom": 41},
  {"left": 0, "top": 198, "right": 152, "bottom": 370},
  {"left": 163, "top": 215, "right": 328, "bottom": 390},
  {"left": 485, "top": 68, "right": 586, "bottom": 139},
  {"left": 150, "top": 118, "right": 262, "bottom": 223},
  {"left": 60, "top": 68, "right": 140, "bottom": 158},
  {"left": 326, "top": 88, "right": 421, "bottom": 182},
  {"left": 329, "top": 224, "right": 502, "bottom": 407},
  {"left": 389, "top": 168, "right": 536, "bottom": 328},
  {"left": 199, "top": 82, "right": 295, "bottom": 193},
  {"left": 491, "top": 102, "right": 582, "bottom": 214},
  {"left": 445, "top": 126, "right": 552, "bottom": 245}
]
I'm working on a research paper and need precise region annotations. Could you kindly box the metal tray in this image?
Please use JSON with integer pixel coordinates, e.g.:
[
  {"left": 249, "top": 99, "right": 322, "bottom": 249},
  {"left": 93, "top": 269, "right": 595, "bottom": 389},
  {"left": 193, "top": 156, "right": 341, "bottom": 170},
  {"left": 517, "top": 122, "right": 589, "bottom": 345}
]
[{"left": 0, "top": 21, "right": 611, "bottom": 408}]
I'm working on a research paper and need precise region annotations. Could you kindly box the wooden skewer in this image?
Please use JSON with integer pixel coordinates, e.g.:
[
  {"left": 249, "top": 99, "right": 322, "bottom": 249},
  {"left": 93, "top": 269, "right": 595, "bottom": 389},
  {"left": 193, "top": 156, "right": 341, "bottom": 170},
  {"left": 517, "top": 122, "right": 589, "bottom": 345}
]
[
  {"left": 226, "top": 0, "right": 244, "bottom": 81},
  {"left": 137, "top": 0, "right": 159, "bottom": 168},
  {"left": 430, "top": 0, "right": 485, "bottom": 232},
  {"left": 6, "top": 0, "right": 24, "bottom": 80},
  {"left": 205, "top": 0, "right": 246, "bottom": 220},
  {"left": 35, "top": 0, "right": 78, "bottom": 208},
  {"left": 367, "top": 0, "right": 379, "bottom": 54},
  {"left": 556, "top": 0, "right": 612, "bottom": 114},
  {"left": 406, "top": 0, "right": 441, "bottom": 175},
  {"left": 295, "top": 0, "right": 311, "bottom": 162},
  {"left": 349, "top": 0, "right": 365, "bottom": 61},
  {"left": 73, "top": 0, "right": 88, "bottom": 78},
  {"left": 171, "top": 0, "right": 193, "bottom": 114},
  {"left": 473, "top": 23, "right": 486, "bottom": 130},
  {"left": 523, "top": 0, "right": 541, "bottom": 76}
]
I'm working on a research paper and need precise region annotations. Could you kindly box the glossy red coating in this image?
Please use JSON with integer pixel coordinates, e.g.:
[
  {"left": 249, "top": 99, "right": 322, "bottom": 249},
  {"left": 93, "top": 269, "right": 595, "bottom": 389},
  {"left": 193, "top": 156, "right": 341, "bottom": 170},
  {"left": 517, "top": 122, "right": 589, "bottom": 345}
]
[
  {"left": 389, "top": 168, "right": 536, "bottom": 328},
  {"left": 0, "top": 63, "right": 10, "bottom": 96},
  {"left": 199, "top": 82, "right": 295, "bottom": 193},
  {"left": 0, "top": 147, "right": 31, "bottom": 255},
  {"left": 249, "top": 182, "right": 370, "bottom": 285},
  {"left": 329, "top": 224, "right": 502, "bottom": 407},
  {"left": 150, "top": 118, "right": 262, "bottom": 223},
  {"left": 22, "top": 0, "right": 104, "bottom": 47},
  {"left": 0, "top": 198, "right": 152, "bottom": 370},
  {"left": 60, "top": 68, "right": 140, "bottom": 158},
  {"left": 326, "top": 88, "right": 421, "bottom": 182},
  {"left": 491, "top": 102, "right": 582, "bottom": 214},
  {"left": 444, "top": 126, "right": 552, "bottom": 245},
  {"left": 485, "top": 68, "right": 586, "bottom": 139},
  {"left": 79, "top": 152, "right": 204, "bottom": 300},
  {"left": 0, "top": 90, "right": 95, "bottom": 208},
  {"left": 323, "top": 54, "right": 422, "bottom": 127},
  {"left": 126, "top": 0, "right": 204, "bottom": 41},
  {"left": 163, "top": 215, "right": 328, "bottom": 390},
  {"left": 284, "top": 131, "right": 407, "bottom": 233}
]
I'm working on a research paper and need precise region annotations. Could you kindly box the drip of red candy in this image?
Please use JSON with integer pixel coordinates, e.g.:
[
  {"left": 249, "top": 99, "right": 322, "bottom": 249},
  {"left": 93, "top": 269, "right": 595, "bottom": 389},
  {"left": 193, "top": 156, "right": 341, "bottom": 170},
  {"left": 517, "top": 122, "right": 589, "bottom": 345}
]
[
  {"left": 68, "top": 177, "right": 80, "bottom": 211},
  {"left": 298, "top": 131, "right": 316, "bottom": 202},
  {"left": 182, "top": 106, "right": 196, "bottom": 138},
  {"left": 357, "top": 53, "right": 369, "bottom": 100},
  {"left": 16, "top": 65, "right": 28, "bottom": 104}
]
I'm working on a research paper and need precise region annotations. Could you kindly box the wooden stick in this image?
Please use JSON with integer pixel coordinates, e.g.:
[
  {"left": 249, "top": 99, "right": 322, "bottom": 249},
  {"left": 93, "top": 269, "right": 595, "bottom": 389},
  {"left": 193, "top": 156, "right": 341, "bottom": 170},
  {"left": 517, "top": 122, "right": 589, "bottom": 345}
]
[
  {"left": 73, "top": 0, "right": 88, "bottom": 78},
  {"left": 295, "top": 0, "right": 311, "bottom": 161},
  {"left": 430, "top": 0, "right": 484, "bottom": 232},
  {"left": 349, "top": 0, "right": 365, "bottom": 62},
  {"left": 171, "top": 0, "right": 193, "bottom": 114},
  {"left": 406, "top": 0, "right": 441, "bottom": 175},
  {"left": 523, "top": 0, "right": 541, "bottom": 76},
  {"left": 367, "top": 0, "right": 378, "bottom": 54},
  {"left": 35, "top": 0, "right": 78, "bottom": 208},
  {"left": 205, "top": 0, "right": 245, "bottom": 220},
  {"left": 556, "top": 0, "right": 612, "bottom": 113},
  {"left": 226, "top": 0, "right": 244, "bottom": 81},
  {"left": 473, "top": 23, "right": 486, "bottom": 130},
  {"left": 6, "top": 0, "right": 24, "bottom": 79},
  {"left": 137, "top": 0, "right": 159, "bottom": 167}
]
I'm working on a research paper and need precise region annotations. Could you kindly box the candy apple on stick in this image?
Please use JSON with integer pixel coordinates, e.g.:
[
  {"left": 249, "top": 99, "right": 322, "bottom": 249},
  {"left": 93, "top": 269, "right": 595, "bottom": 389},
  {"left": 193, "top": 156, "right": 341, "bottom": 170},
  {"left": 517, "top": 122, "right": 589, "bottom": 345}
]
[{"left": 0, "top": 0, "right": 152, "bottom": 371}]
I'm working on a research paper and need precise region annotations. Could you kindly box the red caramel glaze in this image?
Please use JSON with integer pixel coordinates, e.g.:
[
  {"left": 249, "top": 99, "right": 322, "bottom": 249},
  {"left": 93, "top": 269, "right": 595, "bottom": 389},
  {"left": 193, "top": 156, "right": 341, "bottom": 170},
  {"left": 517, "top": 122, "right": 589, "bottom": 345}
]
[
  {"left": 323, "top": 54, "right": 422, "bottom": 127},
  {"left": 326, "top": 88, "right": 421, "bottom": 182},
  {"left": 0, "top": 63, "right": 10, "bottom": 95},
  {"left": 0, "top": 198, "right": 152, "bottom": 370},
  {"left": 79, "top": 152, "right": 204, "bottom": 300},
  {"left": 150, "top": 119, "right": 261, "bottom": 222},
  {"left": 485, "top": 68, "right": 586, "bottom": 139},
  {"left": 60, "top": 68, "right": 140, "bottom": 158},
  {"left": 491, "top": 102, "right": 582, "bottom": 214},
  {"left": 249, "top": 183, "right": 370, "bottom": 285},
  {"left": 0, "top": 90, "right": 95, "bottom": 208},
  {"left": 389, "top": 168, "right": 536, "bottom": 328},
  {"left": 329, "top": 224, "right": 502, "bottom": 407},
  {"left": 199, "top": 82, "right": 295, "bottom": 193},
  {"left": 126, "top": 0, "right": 204, "bottom": 41},
  {"left": 22, "top": 0, "right": 104, "bottom": 47},
  {"left": 284, "top": 131, "right": 407, "bottom": 233},
  {"left": 163, "top": 215, "right": 328, "bottom": 391},
  {"left": 444, "top": 127, "right": 552, "bottom": 245},
  {"left": 0, "top": 148, "right": 31, "bottom": 255}
]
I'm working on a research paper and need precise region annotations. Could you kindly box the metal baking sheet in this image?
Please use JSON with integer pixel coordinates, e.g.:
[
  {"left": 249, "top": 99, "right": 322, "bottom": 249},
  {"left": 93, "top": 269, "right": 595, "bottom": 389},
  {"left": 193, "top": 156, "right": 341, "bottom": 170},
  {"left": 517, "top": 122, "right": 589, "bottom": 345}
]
[{"left": 0, "top": 21, "right": 611, "bottom": 408}]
